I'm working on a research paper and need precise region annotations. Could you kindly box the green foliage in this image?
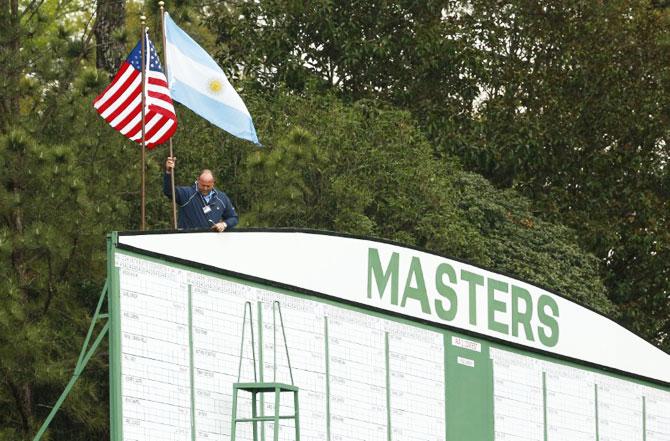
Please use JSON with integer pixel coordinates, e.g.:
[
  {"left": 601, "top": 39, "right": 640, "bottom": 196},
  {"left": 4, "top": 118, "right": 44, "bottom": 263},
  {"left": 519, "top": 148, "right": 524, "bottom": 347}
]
[
  {"left": 0, "top": 0, "right": 142, "bottom": 434},
  {"left": 1, "top": 0, "right": 666, "bottom": 439},
  {"left": 453, "top": 0, "right": 670, "bottom": 346},
  {"left": 234, "top": 91, "right": 613, "bottom": 314},
  {"left": 0, "top": 128, "right": 114, "bottom": 440},
  {"left": 206, "top": 0, "right": 670, "bottom": 350},
  {"left": 206, "top": 0, "right": 478, "bottom": 133}
]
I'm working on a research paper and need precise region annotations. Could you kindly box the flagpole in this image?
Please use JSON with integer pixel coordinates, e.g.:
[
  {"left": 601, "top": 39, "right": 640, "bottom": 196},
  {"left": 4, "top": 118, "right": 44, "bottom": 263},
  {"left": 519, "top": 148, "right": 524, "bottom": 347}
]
[
  {"left": 159, "top": 1, "right": 178, "bottom": 229},
  {"left": 140, "top": 16, "right": 147, "bottom": 231}
]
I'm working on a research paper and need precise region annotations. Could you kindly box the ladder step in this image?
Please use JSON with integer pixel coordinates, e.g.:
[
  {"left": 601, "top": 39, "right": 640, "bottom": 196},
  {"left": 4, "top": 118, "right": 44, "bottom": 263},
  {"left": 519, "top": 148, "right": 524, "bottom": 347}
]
[
  {"left": 234, "top": 382, "right": 298, "bottom": 393},
  {"left": 231, "top": 303, "right": 300, "bottom": 441},
  {"left": 235, "top": 415, "right": 297, "bottom": 422}
]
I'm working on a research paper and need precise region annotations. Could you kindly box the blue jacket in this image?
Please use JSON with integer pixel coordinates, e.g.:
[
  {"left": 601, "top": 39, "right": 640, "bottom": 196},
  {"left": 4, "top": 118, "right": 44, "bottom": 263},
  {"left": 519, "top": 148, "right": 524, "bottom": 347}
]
[{"left": 163, "top": 173, "right": 239, "bottom": 230}]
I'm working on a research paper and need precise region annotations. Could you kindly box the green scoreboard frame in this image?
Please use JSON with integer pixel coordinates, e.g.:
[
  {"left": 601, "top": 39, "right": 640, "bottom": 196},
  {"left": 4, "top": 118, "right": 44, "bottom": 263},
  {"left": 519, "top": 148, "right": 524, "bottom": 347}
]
[{"left": 108, "top": 230, "right": 670, "bottom": 441}]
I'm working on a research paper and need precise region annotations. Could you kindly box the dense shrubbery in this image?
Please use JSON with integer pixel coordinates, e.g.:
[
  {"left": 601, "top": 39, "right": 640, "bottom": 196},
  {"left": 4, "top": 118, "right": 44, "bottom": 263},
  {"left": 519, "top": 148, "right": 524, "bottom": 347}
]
[{"left": 1, "top": 1, "right": 667, "bottom": 439}]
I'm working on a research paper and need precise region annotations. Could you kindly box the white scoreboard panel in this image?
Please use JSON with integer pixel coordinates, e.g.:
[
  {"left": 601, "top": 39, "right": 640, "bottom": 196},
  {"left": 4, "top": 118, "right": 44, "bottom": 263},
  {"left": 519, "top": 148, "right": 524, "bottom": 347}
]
[
  {"left": 111, "top": 247, "right": 670, "bottom": 441},
  {"left": 114, "top": 251, "right": 446, "bottom": 441},
  {"left": 491, "top": 348, "right": 670, "bottom": 441}
]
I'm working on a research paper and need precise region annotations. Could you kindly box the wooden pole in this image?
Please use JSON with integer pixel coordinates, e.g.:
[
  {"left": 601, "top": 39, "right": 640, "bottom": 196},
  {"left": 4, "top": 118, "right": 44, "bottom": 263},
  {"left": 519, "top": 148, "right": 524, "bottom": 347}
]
[
  {"left": 140, "top": 16, "right": 147, "bottom": 231},
  {"left": 159, "top": 2, "right": 178, "bottom": 229}
]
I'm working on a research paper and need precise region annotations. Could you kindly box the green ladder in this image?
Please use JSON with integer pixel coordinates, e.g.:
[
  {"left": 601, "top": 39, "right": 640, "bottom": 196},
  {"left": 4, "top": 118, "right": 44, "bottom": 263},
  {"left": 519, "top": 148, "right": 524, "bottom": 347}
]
[{"left": 231, "top": 301, "right": 300, "bottom": 441}]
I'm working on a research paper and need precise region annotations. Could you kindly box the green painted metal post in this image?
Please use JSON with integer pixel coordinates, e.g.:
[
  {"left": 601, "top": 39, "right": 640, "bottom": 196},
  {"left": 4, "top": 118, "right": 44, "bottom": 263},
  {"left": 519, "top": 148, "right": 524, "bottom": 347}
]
[
  {"left": 76, "top": 279, "right": 109, "bottom": 368},
  {"left": 258, "top": 302, "right": 266, "bottom": 441},
  {"left": 642, "top": 395, "right": 646, "bottom": 441},
  {"left": 231, "top": 385, "right": 239, "bottom": 441},
  {"left": 32, "top": 320, "right": 110, "bottom": 441},
  {"left": 385, "top": 332, "right": 392, "bottom": 441},
  {"left": 252, "top": 391, "right": 259, "bottom": 441},
  {"left": 324, "top": 317, "right": 331, "bottom": 441},
  {"left": 274, "top": 386, "right": 281, "bottom": 441},
  {"left": 595, "top": 384, "right": 600, "bottom": 441},
  {"left": 444, "top": 335, "right": 449, "bottom": 441},
  {"left": 108, "top": 235, "right": 123, "bottom": 441},
  {"left": 33, "top": 277, "right": 110, "bottom": 441},
  {"left": 543, "top": 372, "right": 548, "bottom": 441},
  {"left": 188, "top": 285, "right": 196, "bottom": 441},
  {"left": 294, "top": 389, "right": 300, "bottom": 441}
]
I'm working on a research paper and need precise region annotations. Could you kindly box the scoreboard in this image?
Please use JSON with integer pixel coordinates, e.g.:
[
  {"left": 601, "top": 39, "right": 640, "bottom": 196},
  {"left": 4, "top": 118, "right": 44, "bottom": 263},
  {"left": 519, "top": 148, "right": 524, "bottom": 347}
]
[{"left": 108, "top": 230, "right": 670, "bottom": 441}]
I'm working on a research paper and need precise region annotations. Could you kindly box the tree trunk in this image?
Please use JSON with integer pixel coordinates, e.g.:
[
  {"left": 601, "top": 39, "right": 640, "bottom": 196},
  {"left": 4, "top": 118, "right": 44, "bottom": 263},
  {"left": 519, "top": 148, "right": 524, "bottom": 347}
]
[
  {"left": 0, "top": 0, "right": 7, "bottom": 129},
  {"left": 0, "top": 0, "right": 20, "bottom": 129},
  {"left": 93, "top": 0, "right": 126, "bottom": 75}
]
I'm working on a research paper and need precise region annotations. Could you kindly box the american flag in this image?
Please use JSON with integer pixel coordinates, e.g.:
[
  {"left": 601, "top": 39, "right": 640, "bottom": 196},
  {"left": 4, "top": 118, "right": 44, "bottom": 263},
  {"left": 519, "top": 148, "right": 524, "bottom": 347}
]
[{"left": 93, "top": 32, "right": 177, "bottom": 148}]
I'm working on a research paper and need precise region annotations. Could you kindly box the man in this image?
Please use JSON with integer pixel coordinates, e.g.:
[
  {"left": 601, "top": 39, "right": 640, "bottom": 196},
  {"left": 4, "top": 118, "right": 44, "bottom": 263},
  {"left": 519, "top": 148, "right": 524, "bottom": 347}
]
[{"left": 164, "top": 156, "right": 238, "bottom": 231}]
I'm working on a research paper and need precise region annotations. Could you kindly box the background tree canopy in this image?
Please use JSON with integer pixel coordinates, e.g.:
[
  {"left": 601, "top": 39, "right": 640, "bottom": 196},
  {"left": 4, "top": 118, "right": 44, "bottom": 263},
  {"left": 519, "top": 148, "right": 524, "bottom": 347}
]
[{"left": 0, "top": 0, "right": 667, "bottom": 439}]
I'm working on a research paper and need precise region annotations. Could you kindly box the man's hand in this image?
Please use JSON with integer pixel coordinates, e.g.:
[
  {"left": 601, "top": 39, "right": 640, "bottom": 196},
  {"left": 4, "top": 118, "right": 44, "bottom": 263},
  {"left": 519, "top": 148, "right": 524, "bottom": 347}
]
[
  {"left": 211, "top": 222, "right": 227, "bottom": 232},
  {"left": 165, "top": 156, "right": 176, "bottom": 173}
]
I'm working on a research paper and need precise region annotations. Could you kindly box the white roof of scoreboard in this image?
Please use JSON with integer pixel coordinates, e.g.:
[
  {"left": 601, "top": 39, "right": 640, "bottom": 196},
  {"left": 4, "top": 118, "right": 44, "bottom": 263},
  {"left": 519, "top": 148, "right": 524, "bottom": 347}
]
[{"left": 117, "top": 229, "right": 670, "bottom": 385}]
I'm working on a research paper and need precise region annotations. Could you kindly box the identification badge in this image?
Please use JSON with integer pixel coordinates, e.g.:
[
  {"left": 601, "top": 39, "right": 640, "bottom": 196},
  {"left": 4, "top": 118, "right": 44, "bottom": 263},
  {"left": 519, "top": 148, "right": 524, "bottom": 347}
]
[{"left": 203, "top": 205, "right": 212, "bottom": 214}]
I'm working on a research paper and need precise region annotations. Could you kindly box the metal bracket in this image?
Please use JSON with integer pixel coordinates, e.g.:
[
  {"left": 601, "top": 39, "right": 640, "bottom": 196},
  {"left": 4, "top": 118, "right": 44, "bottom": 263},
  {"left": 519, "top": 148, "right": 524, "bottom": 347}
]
[{"left": 32, "top": 280, "right": 110, "bottom": 441}]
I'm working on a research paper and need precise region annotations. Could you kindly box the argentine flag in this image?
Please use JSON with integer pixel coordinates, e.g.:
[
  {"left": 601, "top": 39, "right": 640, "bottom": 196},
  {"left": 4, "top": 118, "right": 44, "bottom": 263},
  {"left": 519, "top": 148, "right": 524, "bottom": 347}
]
[{"left": 163, "top": 12, "right": 259, "bottom": 144}]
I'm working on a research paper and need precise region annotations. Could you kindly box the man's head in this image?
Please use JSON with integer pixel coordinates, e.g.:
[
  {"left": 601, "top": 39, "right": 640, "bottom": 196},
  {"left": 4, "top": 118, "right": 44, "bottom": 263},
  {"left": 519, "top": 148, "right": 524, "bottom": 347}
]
[{"left": 197, "top": 169, "right": 215, "bottom": 196}]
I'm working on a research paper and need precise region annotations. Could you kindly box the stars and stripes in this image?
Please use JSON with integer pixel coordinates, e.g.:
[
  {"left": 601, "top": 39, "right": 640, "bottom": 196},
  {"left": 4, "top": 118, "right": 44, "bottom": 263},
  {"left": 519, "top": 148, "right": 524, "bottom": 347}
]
[{"left": 93, "top": 32, "right": 177, "bottom": 148}]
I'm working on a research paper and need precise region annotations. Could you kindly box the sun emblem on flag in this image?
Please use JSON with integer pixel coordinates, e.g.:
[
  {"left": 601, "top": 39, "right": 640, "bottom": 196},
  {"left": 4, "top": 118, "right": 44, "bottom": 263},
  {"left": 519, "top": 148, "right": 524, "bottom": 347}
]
[{"left": 207, "top": 78, "right": 223, "bottom": 95}]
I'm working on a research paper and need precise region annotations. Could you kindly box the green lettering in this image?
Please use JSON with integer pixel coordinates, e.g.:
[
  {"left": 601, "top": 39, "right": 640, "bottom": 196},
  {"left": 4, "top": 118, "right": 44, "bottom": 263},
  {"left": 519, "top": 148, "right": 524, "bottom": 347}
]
[
  {"left": 367, "top": 248, "right": 399, "bottom": 305},
  {"left": 461, "top": 270, "right": 484, "bottom": 325},
  {"left": 401, "top": 257, "right": 431, "bottom": 314},
  {"left": 537, "top": 295, "right": 560, "bottom": 347},
  {"left": 511, "top": 286, "right": 534, "bottom": 341},
  {"left": 435, "top": 263, "right": 458, "bottom": 321},
  {"left": 487, "top": 278, "right": 509, "bottom": 335}
]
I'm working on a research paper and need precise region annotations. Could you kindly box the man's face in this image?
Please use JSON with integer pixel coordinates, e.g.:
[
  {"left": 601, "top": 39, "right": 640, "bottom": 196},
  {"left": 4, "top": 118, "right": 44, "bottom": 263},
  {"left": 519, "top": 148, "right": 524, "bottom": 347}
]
[{"left": 198, "top": 174, "right": 215, "bottom": 196}]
